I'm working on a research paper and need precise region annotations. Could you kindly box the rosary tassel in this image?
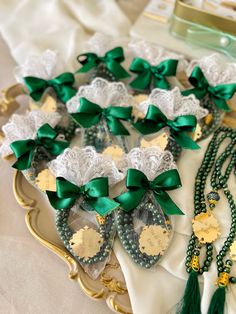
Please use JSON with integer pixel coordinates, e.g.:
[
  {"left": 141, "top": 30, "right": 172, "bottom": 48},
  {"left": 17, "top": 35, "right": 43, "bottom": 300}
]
[
  {"left": 207, "top": 286, "right": 226, "bottom": 314},
  {"left": 176, "top": 270, "right": 201, "bottom": 314},
  {"left": 208, "top": 271, "right": 229, "bottom": 314}
]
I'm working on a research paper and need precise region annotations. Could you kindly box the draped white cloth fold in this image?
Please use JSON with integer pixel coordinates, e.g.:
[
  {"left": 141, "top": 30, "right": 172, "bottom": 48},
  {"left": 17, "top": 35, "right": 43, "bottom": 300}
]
[{"left": 0, "top": 1, "right": 235, "bottom": 314}]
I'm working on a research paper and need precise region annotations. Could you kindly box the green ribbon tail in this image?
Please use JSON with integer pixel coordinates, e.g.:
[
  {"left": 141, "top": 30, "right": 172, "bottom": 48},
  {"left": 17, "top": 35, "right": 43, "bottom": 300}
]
[
  {"left": 115, "top": 189, "right": 145, "bottom": 212},
  {"left": 129, "top": 71, "right": 152, "bottom": 90},
  {"left": 105, "top": 106, "right": 132, "bottom": 135},
  {"left": 10, "top": 139, "right": 36, "bottom": 170},
  {"left": 71, "top": 97, "right": 102, "bottom": 127},
  {"left": 46, "top": 190, "right": 76, "bottom": 210},
  {"left": 23, "top": 77, "right": 47, "bottom": 101},
  {"left": 212, "top": 97, "right": 231, "bottom": 111},
  {"left": 106, "top": 60, "right": 130, "bottom": 79},
  {"left": 153, "top": 76, "right": 170, "bottom": 90},
  {"left": 76, "top": 53, "right": 99, "bottom": 73},
  {"left": 171, "top": 131, "right": 200, "bottom": 150},
  {"left": 88, "top": 197, "right": 120, "bottom": 216},
  {"left": 153, "top": 190, "right": 184, "bottom": 215}
]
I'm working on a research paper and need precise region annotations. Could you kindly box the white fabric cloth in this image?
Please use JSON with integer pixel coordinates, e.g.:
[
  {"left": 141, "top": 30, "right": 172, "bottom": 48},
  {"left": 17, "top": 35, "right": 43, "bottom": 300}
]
[{"left": 0, "top": 1, "right": 236, "bottom": 314}]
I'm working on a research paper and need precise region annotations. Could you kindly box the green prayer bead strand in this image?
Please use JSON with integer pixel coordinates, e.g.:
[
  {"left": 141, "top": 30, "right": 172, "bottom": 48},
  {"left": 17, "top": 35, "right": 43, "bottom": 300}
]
[{"left": 185, "top": 127, "right": 236, "bottom": 279}]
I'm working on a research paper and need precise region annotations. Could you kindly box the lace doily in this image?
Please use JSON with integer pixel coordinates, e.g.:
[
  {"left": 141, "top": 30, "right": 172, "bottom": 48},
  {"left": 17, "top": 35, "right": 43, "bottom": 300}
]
[
  {"left": 14, "top": 50, "right": 61, "bottom": 83},
  {"left": 0, "top": 110, "right": 61, "bottom": 157},
  {"left": 48, "top": 146, "right": 124, "bottom": 187},
  {"left": 128, "top": 39, "right": 188, "bottom": 72},
  {"left": 66, "top": 78, "right": 135, "bottom": 112},
  {"left": 187, "top": 53, "right": 236, "bottom": 86},
  {"left": 118, "top": 147, "right": 176, "bottom": 181},
  {"left": 138, "top": 87, "right": 208, "bottom": 120},
  {"left": 83, "top": 32, "right": 128, "bottom": 56}
]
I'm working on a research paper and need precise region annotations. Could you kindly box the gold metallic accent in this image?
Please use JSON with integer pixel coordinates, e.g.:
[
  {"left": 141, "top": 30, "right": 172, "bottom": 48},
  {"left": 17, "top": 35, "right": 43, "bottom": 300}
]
[
  {"left": 217, "top": 272, "right": 229, "bottom": 287},
  {"left": 192, "top": 211, "right": 221, "bottom": 244},
  {"left": 13, "top": 170, "right": 132, "bottom": 313},
  {"left": 13, "top": 170, "right": 79, "bottom": 279},
  {"left": 204, "top": 114, "right": 213, "bottom": 125},
  {"left": 34, "top": 169, "right": 56, "bottom": 192},
  {"left": 190, "top": 123, "right": 202, "bottom": 141},
  {"left": 134, "top": 94, "right": 149, "bottom": 104},
  {"left": 100, "top": 263, "right": 127, "bottom": 294},
  {"left": 0, "top": 83, "right": 26, "bottom": 116},
  {"left": 103, "top": 145, "right": 125, "bottom": 161},
  {"left": 107, "top": 295, "right": 133, "bottom": 314},
  {"left": 96, "top": 214, "right": 106, "bottom": 225},
  {"left": 29, "top": 94, "right": 57, "bottom": 112},
  {"left": 69, "top": 226, "right": 103, "bottom": 260},
  {"left": 190, "top": 255, "right": 200, "bottom": 272},
  {"left": 172, "top": 0, "right": 236, "bottom": 36},
  {"left": 140, "top": 132, "right": 168, "bottom": 150},
  {"left": 139, "top": 225, "right": 170, "bottom": 256},
  {"left": 143, "top": 12, "right": 168, "bottom": 24}
]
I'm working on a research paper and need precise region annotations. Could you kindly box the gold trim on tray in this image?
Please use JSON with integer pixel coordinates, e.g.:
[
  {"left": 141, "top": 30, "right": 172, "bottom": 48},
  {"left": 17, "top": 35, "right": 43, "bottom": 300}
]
[
  {"left": 173, "top": 0, "right": 236, "bottom": 35},
  {"left": 0, "top": 84, "right": 26, "bottom": 116},
  {"left": 13, "top": 170, "right": 132, "bottom": 314}
]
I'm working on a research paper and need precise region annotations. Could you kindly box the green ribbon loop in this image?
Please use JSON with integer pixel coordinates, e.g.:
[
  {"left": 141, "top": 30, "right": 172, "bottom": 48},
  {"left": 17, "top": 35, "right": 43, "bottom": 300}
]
[
  {"left": 10, "top": 123, "right": 69, "bottom": 170},
  {"left": 71, "top": 97, "right": 132, "bottom": 135},
  {"left": 24, "top": 72, "right": 77, "bottom": 103},
  {"left": 182, "top": 66, "right": 236, "bottom": 111},
  {"left": 129, "top": 58, "right": 178, "bottom": 91},
  {"left": 133, "top": 105, "right": 199, "bottom": 150},
  {"left": 46, "top": 176, "right": 119, "bottom": 216},
  {"left": 115, "top": 168, "right": 183, "bottom": 215},
  {"left": 76, "top": 47, "right": 130, "bottom": 80}
]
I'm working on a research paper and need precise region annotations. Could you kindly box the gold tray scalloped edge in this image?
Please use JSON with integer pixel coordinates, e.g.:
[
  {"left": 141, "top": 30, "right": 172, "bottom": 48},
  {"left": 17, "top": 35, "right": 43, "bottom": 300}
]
[{"left": 13, "top": 170, "right": 132, "bottom": 314}]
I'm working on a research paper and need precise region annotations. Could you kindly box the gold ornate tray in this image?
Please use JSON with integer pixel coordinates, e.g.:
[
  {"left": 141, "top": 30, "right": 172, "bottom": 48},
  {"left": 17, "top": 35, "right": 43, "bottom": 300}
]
[
  {"left": 13, "top": 170, "right": 132, "bottom": 314},
  {"left": 2, "top": 82, "right": 236, "bottom": 314}
]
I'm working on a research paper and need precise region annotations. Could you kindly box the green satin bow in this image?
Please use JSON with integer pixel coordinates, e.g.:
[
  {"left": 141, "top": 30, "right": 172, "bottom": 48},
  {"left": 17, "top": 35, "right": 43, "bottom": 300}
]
[
  {"left": 133, "top": 105, "right": 199, "bottom": 150},
  {"left": 71, "top": 97, "right": 132, "bottom": 135},
  {"left": 182, "top": 66, "right": 236, "bottom": 111},
  {"left": 129, "top": 58, "right": 178, "bottom": 91},
  {"left": 24, "top": 72, "right": 77, "bottom": 103},
  {"left": 46, "top": 176, "right": 119, "bottom": 216},
  {"left": 115, "top": 168, "right": 183, "bottom": 215},
  {"left": 10, "top": 123, "right": 69, "bottom": 170},
  {"left": 76, "top": 47, "right": 130, "bottom": 80}
]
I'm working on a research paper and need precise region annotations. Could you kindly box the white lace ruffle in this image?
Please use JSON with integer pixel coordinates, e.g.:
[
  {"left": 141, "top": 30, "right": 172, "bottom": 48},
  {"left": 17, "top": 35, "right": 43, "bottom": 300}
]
[
  {"left": 187, "top": 53, "right": 236, "bottom": 86},
  {"left": 83, "top": 32, "right": 127, "bottom": 56},
  {"left": 118, "top": 147, "right": 176, "bottom": 181},
  {"left": 128, "top": 39, "right": 188, "bottom": 72},
  {"left": 14, "top": 50, "right": 59, "bottom": 83},
  {"left": 48, "top": 146, "right": 124, "bottom": 187},
  {"left": 138, "top": 87, "right": 208, "bottom": 120},
  {"left": 0, "top": 110, "right": 61, "bottom": 157},
  {"left": 66, "top": 77, "right": 135, "bottom": 113}
]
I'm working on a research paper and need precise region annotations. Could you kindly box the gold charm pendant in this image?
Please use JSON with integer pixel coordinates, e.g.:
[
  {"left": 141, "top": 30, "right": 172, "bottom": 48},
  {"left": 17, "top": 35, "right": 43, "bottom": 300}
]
[
  {"left": 34, "top": 169, "right": 56, "bottom": 192},
  {"left": 139, "top": 225, "right": 170, "bottom": 256},
  {"left": 192, "top": 211, "right": 221, "bottom": 244},
  {"left": 102, "top": 145, "right": 125, "bottom": 161},
  {"left": 140, "top": 132, "right": 168, "bottom": 150},
  {"left": 69, "top": 226, "right": 103, "bottom": 261}
]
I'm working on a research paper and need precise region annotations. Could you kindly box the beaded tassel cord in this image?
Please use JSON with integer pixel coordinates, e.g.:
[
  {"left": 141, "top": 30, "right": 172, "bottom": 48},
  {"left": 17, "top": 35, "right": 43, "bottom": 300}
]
[{"left": 176, "top": 126, "right": 236, "bottom": 314}]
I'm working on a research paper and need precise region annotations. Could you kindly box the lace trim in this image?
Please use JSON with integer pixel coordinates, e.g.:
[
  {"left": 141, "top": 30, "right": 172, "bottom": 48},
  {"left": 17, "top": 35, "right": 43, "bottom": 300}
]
[
  {"left": 128, "top": 39, "right": 188, "bottom": 72},
  {"left": 66, "top": 78, "right": 135, "bottom": 113},
  {"left": 0, "top": 110, "right": 61, "bottom": 157},
  {"left": 14, "top": 50, "right": 59, "bottom": 83},
  {"left": 118, "top": 147, "right": 176, "bottom": 181},
  {"left": 83, "top": 32, "right": 128, "bottom": 56},
  {"left": 48, "top": 146, "right": 124, "bottom": 187},
  {"left": 187, "top": 53, "right": 236, "bottom": 86},
  {"left": 138, "top": 87, "right": 208, "bottom": 120}
]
